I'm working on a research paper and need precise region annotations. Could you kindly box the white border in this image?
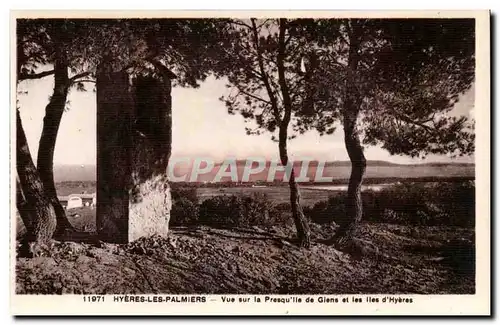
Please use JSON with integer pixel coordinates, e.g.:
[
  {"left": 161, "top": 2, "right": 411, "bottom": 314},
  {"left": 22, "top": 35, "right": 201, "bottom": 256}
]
[{"left": 8, "top": 9, "right": 491, "bottom": 317}]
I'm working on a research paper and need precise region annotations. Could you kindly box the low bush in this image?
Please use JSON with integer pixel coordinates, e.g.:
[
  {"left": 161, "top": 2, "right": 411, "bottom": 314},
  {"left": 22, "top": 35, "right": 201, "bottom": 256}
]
[
  {"left": 198, "top": 195, "right": 243, "bottom": 227},
  {"left": 304, "top": 181, "right": 475, "bottom": 227},
  {"left": 303, "top": 194, "right": 347, "bottom": 225},
  {"left": 170, "top": 186, "right": 200, "bottom": 226},
  {"left": 171, "top": 186, "right": 199, "bottom": 204},
  {"left": 198, "top": 193, "right": 285, "bottom": 228},
  {"left": 170, "top": 197, "right": 199, "bottom": 226},
  {"left": 432, "top": 181, "right": 475, "bottom": 227},
  {"left": 169, "top": 181, "right": 475, "bottom": 228},
  {"left": 370, "top": 181, "right": 475, "bottom": 227},
  {"left": 274, "top": 202, "right": 291, "bottom": 212}
]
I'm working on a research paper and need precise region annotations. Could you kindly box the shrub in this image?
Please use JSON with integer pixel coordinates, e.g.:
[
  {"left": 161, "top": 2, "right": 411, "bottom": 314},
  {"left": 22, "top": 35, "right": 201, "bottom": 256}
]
[
  {"left": 373, "top": 181, "right": 475, "bottom": 227},
  {"left": 432, "top": 181, "right": 475, "bottom": 227},
  {"left": 377, "top": 183, "right": 430, "bottom": 218},
  {"left": 172, "top": 181, "right": 475, "bottom": 228},
  {"left": 304, "top": 181, "right": 475, "bottom": 227},
  {"left": 274, "top": 202, "right": 291, "bottom": 212},
  {"left": 199, "top": 195, "right": 244, "bottom": 227},
  {"left": 170, "top": 197, "right": 199, "bottom": 226},
  {"left": 170, "top": 186, "right": 200, "bottom": 226},
  {"left": 198, "top": 193, "right": 285, "bottom": 228},
  {"left": 304, "top": 194, "right": 347, "bottom": 225},
  {"left": 379, "top": 209, "right": 400, "bottom": 224},
  {"left": 240, "top": 192, "right": 280, "bottom": 226},
  {"left": 303, "top": 191, "right": 388, "bottom": 225}
]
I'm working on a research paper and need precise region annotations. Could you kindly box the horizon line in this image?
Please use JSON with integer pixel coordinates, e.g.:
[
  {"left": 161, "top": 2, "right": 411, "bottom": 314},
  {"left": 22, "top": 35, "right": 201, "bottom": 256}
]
[{"left": 54, "top": 159, "right": 476, "bottom": 167}]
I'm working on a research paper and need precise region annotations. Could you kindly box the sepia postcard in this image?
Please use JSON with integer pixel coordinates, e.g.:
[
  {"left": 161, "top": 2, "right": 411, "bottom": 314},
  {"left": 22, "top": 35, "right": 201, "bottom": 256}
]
[{"left": 10, "top": 10, "right": 490, "bottom": 316}]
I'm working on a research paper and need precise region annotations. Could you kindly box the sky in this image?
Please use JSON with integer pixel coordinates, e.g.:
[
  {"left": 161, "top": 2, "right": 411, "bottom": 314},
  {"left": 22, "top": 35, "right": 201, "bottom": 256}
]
[{"left": 16, "top": 74, "right": 475, "bottom": 166}]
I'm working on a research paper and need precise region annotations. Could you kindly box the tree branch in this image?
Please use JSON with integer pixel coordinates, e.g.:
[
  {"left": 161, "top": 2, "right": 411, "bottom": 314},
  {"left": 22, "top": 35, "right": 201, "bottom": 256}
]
[
  {"left": 74, "top": 79, "right": 96, "bottom": 84},
  {"left": 230, "top": 20, "right": 253, "bottom": 30},
  {"left": 219, "top": 46, "right": 264, "bottom": 80},
  {"left": 388, "top": 107, "right": 435, "bottom": 132},
  {"left": 277, "top": 18, "right": 293, "bottom": 127},
  {"left": 237, "top": 88, "right": 271, "bottom": 105},
  {"left": 251, "top": 18, "right": 281, "bottom": 123},
  {"left": 256, "top": 19, "right": 273, "bottom": 30},
  {"left": 147, "top": 58, "right": 178, "bottom": 79},
  {"left": 18, "top": 69, "right": 55, "bottom": 81},
  {"left": 69, "top": 72, "right": 92, "bottom": 83}
]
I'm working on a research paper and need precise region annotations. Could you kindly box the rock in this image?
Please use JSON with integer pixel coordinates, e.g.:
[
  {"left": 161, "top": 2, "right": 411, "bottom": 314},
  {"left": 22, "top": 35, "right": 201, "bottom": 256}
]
[
  {"left": 168, "top": 237, "right": 177, "bottom": 248},
  {"left": 76, "top": 255, "right": 95, "bottom": 264}
]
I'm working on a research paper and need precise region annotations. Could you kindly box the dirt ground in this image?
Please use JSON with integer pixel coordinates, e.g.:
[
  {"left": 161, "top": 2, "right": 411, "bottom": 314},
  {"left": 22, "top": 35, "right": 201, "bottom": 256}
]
[{"left": 15, "top": 221, "right": 474, "bottom": 295}]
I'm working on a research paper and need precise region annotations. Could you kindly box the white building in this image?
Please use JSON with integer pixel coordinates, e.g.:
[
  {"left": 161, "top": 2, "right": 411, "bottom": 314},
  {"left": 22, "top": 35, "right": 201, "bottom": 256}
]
[{"left": 66, "top": 195, "right": 83, "bottom": 210}]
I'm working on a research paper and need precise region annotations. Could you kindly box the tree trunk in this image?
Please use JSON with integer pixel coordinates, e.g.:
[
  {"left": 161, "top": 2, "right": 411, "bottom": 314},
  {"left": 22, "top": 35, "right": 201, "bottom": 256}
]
[
  {"left": 276, "top": 19, "right": 311, "bottom": 248},
  {"left": 279, "top": 137, "right": 311, "bottom": 248},
  {"left": 36, "top": 54, "right": 73, "bottom": 236},
  {"left": 16, "top": 108, "right": 57, "bottom": 247},
  {"left": 334, "top": 109, "right": 366, "bottom": 248},
  {"left": 288, "top": 168, "right": 312, "bottom": 248},
  {"left": 331, "top": 20, "right": 366, "bottom": 249},
  {"left": 16, "top": 177, "right": 33, "bottom": 237}
]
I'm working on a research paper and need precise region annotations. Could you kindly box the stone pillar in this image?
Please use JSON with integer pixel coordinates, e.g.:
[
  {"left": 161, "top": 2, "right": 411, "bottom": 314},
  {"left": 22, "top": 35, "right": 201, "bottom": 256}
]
[
  {"left": 128, "top": 74, "right": 173, "bottom": 242},
  {"left": 96, "top": 63, "right": 173, "bottom": 244}
]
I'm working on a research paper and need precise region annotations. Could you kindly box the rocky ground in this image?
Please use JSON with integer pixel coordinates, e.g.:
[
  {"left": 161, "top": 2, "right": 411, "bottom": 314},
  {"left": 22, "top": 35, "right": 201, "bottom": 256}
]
[{"left": 15, "top": 221, "right": 474, "bottom": 295}]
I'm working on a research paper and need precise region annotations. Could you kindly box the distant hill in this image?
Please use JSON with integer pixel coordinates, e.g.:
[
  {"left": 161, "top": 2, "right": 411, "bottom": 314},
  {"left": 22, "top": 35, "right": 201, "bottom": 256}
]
[
  {"left": 54, "top": 160, "right": 474, "bottom": 182},
  {"left": 231, "top": 159, "right": 402, "bottom": 167},
  {"left": 232, "top": 159, "right": 474, "bottom": 168}
]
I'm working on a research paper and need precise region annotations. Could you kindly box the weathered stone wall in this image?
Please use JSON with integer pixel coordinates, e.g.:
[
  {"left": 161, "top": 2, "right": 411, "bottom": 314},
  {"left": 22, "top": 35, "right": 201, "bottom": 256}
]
[
  {"left": 96, "top": 65, "right": 172, "bottom": 244},
  {"left": 129, "top": 75, "right": 173, "bottom": 241}
]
